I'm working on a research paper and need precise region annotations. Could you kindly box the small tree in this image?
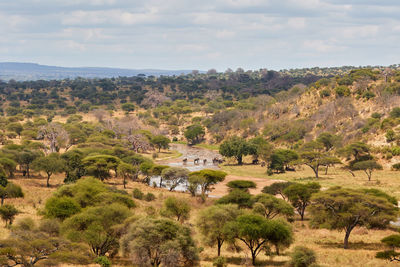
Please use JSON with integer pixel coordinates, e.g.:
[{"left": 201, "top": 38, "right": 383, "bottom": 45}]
[
  {"left": 216, "top": 189, "right": 253, "bottom": 209},
  {"left": 262, "top": 182, "right": 293, "bottom": 201},
  {"left": 299, "top": 151, "right": 341, "bottom": 178},
  {"left": 290, "top": 246, "right": 317, "bottom": 267},
  {"left": 32, "top": 153, "right": 65, "bottom": 187},
  {"left": 0, "top": 157, "right": 17, "bottom": 178},
  {"left": 350, "top": 159, "right": 383, "bottom": 181},
  {"left": 0, "top": 182, "right": 24, "bottom": 206},
  {"left": 197, "top": 204, "right": 242, "bottom": 256},
  {"left": 161, "top": 167, "right": 189, "bottom": 191},
  {"left": 151, "top": 135, "right": 170, "bottom": 152},
  {"left": 82, "top": 154, "right": 120, "bottom": 181},
  {"left": 219, "top": 136, "right": 256, "bottom": 165},
  {"left": 17, "top": 150, "right": 42, "bottom": 178},
  {"left": 61, "top": 149, "right": 86, "bottom": 183},
  {"left": 376, "top": 234, "right": 400, "bottom": 262},
  {"left": 226, "top": 214, "right": 293, "bottom": 265},
  {"left": 269, "top": 149, "right": 299, "bottom": 173},
  {"left": 121, "top": 103, "right": 135, "bottom": 113},
  {"left": 0, "top": 204, "right": 19, "bottom": 226},
  {"left": 252, "top": 193, "right": 294, "bottom": 219},
  {"left": 121, "top": 217, "right": 198, "bottom": 267},
  {"left": 117, "top": 162, "right": 138, "bottom": 188},
  {"left": 184, "top": 124, "right": 205, "bottom": 145},
  {"left": 310, "top": 187, "right": 398, "bottom": 249},
  {"left": 161, "top": 196, "right": 191, "bottom": 223},
  {"left": 226, "top": 180, "right": 256, "bottom": 192},
  {"left": 283, "top": 182, "right": 321, "bottom": 221}
]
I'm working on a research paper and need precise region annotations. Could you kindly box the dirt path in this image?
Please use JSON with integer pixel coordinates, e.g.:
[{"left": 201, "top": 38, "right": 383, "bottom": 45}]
[{"left": 209, "top": 175, "right": 286, "bottom": 197}]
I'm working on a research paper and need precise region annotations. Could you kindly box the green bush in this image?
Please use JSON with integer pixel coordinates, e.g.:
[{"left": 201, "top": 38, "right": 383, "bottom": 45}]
[
  {"left": 392, "top": 146, "right": 400, "bottom": 156},
  {"left": 213, "top": 256, "right": 227, "bottom": 267},
  {"left": 319, "top": 89, "right": 330, "bottom": 98},
  {"left": 144, "top": 192, "right": 156, "bottom": 202},
  {"left": 335, "top": 86, "right": 350, "bottom": 97},
  {"left": 226, "top": 180, "right": 256, "bottom": 191},
  {"left": 393, "top": 163, "right": 400, "bottom": 171},
  {"left": 94, "top": 256, "right": 111, "bottom": 267},
  {"left": 390, "top": 107, "right": 400, "bottom": 118},
  {"left": 132, "top": 188, "right": 144, "bottom": 200},
  {"left": 44, "top": 196, "right": 81, "bottom": 220},
  {"left": 290, "top": 246, "right": 317, "bottom": 267}
]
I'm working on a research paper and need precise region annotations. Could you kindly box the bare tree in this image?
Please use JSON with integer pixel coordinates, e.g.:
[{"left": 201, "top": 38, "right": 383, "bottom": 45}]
[
  {"left": 126, "top": 134, "right": 151, "bottom": 153},
  {"left": 37, "top": 123, "right": 69, "bottom": 153},
  {"left": 92, "top": 108, "right": 109, "bottom": 122}
]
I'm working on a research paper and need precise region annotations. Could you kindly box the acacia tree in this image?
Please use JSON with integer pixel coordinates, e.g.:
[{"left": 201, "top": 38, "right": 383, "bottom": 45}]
[
  {"left": 0, "top": 182, "right": 24, "bottom": 206},
  {"left": 184, "top": 124, "right": 205, "bottom": 145},
  {"left": 0, "top": 204, "right": 19, "bottom": 226},
  {"left": 82, "top": 154, "right": 120, "bottom": 181},
  {"left": 376, "top": 234, "right": 400, "bottom": 262},
  {"left": 161, "top": 196, "right": 191, "bottom": 223},
  {"left": 196, "top": 204, "right": 242, "bottom": 256},
  {"left": 310, "top": 187, "right": 398, "bottom": 249},
  {"left": 219, "top": 136, "right": 256, "bottom": 165},
  {"left": 350, "top": 159, "right": 383, "bottom": 181},
  {"left": 225, "top": 214, "right": 294, "bottom": 265},
  {"left": 262, "top": 182, "right": 293, "bottom": 201},
  {"left": 32, "top": 153, "right": 65, "bottom": 187},
  {"left": 151, "top": 135, "right": 170, "bottom": 152},
  {"left": 252, "top": 193, "right": 294, "bottom": 219},
  {"left": 161, "top": 167, "right": 189, "bottom": 191},
  {"left": 117, "top": 162, "right": 138, "bottom": 188},
  {"left": 121, "top": 217, "right": 198, "bottom": 267},
  {"left": 188, "top": 169, "right": 227, "bottom": 197},
  {"left": 283, "top": 182, "right": 321, "bottom": 221}
]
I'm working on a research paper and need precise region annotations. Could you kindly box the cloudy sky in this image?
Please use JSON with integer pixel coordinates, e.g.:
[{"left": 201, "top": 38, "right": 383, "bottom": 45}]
[{"left": 1, "top": 0, "right": 399, "bottom": 71}]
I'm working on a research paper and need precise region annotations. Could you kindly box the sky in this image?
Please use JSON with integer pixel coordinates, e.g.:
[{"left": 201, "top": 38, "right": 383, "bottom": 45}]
[{"left": 1, "top": 0, "right": 400, "bottom": 71}]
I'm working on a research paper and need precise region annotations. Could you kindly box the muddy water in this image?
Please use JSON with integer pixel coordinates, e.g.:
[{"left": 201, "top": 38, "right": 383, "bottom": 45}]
[{"left": 149, "top": 144, "right": 221, "bottom": 192}]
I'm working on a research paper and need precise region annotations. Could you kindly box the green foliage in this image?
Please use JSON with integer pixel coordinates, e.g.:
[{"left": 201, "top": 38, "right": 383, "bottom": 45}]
[
  {"left": 290, "top": 246, "right": 317, "bottom": 267},
  {"left": 216, "top": 189, "right": 253, "bottom": 209},
  {"left": 132, "top": 188, "right": 144, "bottom": 200},
  {"left": 252, "top": 193, "right": 294, "bottom": 219},
  {"left": 219, "top": 136, "right": 256, "bottom": 165},
  {"left": 161, "top": 167, "right": 189, "bottom": 191},
  {"left": 310, "top": 187, "right": 398, "bottom": 249},
  {"left": 283, "top": 182, "right": 321, "bottom": 220},
  {"left": 269, "top": 149, "right": 299, "bottom": 173},
  {"left": 213, "top": 256, "right": 227, "bottom": 267},
  {"left": 151, "top": 135, "right": 170, "bottom": 152},
  {"left": 350, "top": 159, "right": 382, "bottom": 181},
  {"left": 45, "top": 196, "right": 81, "bottom": 220},
  {"left": 161, "top": 196, "right": 191, "bottom": 223},
  {"left": 335, "top": 86, "right": 350, "bottom": 97},
  {"left": 0, "top": 182, "right": 24, "bottom": 206},
  {"left": 197, "top": 204, "right": 242, "bottom": 256},
  {"left": 262, "top": 182, "right": 293, "bottom": 200},
  {"left": 121, "top": 217, "right": 199, "bottom": 267},
  {"left": 184, "top": 124, "right": 205, "bottom": 145},
  {"left": 62, "top": 203, "right": 131, "bottom": 256},
  {"left": 82, "top": 154, "right": 120, "bottom": 181},
  {"left": 61, "top": 149, "right": 86, "bottom": 183},
  {"left": 392, "top": 163, "right": 400, "bottom": 171},
  {"left": 0, "top": 204, "right": 19, "bottom": 226},
  {"left": 144, "top": 192, "right": 156, "bottom": 202},
  {"left": 390, "top": 107, "right": 400, "bottom": 118},
  {"left": 188, "top": 169, "right": 227, "bottom": 197},
  {"left": 226, "top": 180, "right": 256, "bottom": 192},
  {"left": 94, "top": 256, "right": 112, "bottom": 267},
  {"left": 32, "top": 153, "right": 65, "bottom": 187},
  {"left": 121, "top": 102, "right": 135, "bottom": 113}
]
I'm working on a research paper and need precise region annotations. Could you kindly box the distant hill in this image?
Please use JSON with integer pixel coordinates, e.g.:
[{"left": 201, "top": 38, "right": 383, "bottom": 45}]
[{"left": 0, "top": 62, "right": 196, "bottom": 81}]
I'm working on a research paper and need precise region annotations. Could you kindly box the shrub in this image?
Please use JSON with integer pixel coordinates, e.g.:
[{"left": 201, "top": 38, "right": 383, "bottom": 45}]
[
  {"left": 290, "top": 246, "right": 317, "bottom": 267},
  {"left": 319, "top": 89, "right": 330, "bottom": 98},
  {"left": 144, "top": 192, "right": 156, "bottom": 202},
  {"left": 392, "top": 146, "right": 400, "bottom": 156},
  {"left": 44, "top": 196, "right": 81, "bottom": 220},
  {"left": 213, "top": 256, "right": 227, "bottom": 267},
  {"left": 335, "top": 86, "right": 350, "bottom": 97},
  {"left": 94, "top": 256, "right": 111, "bottom": 267},
  {"left": 393, "top": 163, "right": 400, "bottom": 171},
  {"left": 390, "top": 107, "right": 400, "bottom": 118},
  {"left": 132, "top": 188, "right": 144, "bottom": 200},
  {"left": 226, "top": 180, "right": 256, "bottom": 192}
]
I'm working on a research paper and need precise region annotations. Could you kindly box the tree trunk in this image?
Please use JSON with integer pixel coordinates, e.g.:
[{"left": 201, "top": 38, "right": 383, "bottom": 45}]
[
  {"left": 275, "top": 244, "right": 280, "bottom": 255},
  {"left": 217, "top": 239, "right": 223, "bottom": 257},
  {"left": 123, "top": 177, "right": 126, "bottom": 189},
  {"left": 237, "top": 156, "right": 243, "bottom": 165},
  {"left": 344, "top": 227, "right": 353, "bottom": 249},
  {"left": 325, "top": 165, "right": 329, "bottom": 175},
  {"left": 251, "top": 250, "right": 256, "bottom": 266},
  {"left": 1, "top": 196, "right": 4, "bottom": 206},
  {"left": 47, "top": 173, "right": 51, "bottom": 187},
  {"left": 314, "top": 166, "right": 319, "bottom": 178}
]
